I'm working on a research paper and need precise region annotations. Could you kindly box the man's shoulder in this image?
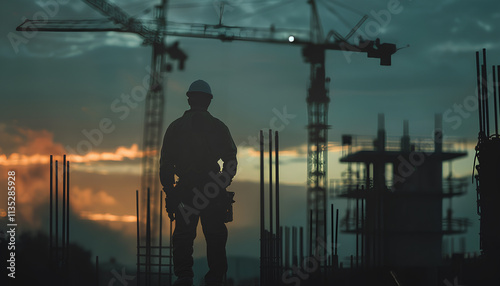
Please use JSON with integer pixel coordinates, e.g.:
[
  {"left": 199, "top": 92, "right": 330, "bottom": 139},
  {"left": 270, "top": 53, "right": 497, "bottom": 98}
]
[
  {"left": 167, "top": 116, "right": 184, "bottom": 128},
  {"left": 168, "top": 110, "right": 228, "bottom": 131},
  {"left": 210, "top": 116, "right": 230, "bottom": 130},
  {"left": 209, "top": 114, "right": 223, "bottom": 124}
]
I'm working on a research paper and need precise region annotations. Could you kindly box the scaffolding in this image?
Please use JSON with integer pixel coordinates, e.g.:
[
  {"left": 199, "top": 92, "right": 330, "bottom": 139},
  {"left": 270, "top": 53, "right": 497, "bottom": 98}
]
[{"left": 331, "top": 114, "right": 468, "bottom": 281}]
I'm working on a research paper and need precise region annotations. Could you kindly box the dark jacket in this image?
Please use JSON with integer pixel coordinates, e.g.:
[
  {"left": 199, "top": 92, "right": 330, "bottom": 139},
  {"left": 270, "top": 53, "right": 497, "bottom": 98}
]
[{"left": 159, "top": 108, "right": 237, "bottom": 190}]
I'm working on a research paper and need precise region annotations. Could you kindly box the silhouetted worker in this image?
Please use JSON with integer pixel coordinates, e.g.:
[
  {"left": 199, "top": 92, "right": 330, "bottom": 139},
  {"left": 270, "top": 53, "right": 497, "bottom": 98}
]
[{"left": 160, "top": 80, "right": 237, "bottom": 286}]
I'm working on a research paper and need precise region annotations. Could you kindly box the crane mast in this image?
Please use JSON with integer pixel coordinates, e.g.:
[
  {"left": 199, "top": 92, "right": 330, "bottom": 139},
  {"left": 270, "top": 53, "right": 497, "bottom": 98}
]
[
  {"left": 80, "top": 0, "right": 169, "bottom": 242},
  {"left": 305, "top": 0, "right": 329, "bottom": 256},
  {"left": 140, "top": 0, "right": 167, "bottom": 242}
]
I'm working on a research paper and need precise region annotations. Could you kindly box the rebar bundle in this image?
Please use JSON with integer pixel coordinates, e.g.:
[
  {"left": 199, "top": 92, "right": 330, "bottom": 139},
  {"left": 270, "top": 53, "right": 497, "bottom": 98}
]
[
  {"left": 136, "top": 189, "right": 174, "bottom": 286},
  {"left": 260, "top": 130, "right": 281, "bottom": 285},
  {"left": 48, "top": 155, "right": 70, "bottom": 285},
  {"left": 473, "top": 49, "right": 500, "bottom": 284}
]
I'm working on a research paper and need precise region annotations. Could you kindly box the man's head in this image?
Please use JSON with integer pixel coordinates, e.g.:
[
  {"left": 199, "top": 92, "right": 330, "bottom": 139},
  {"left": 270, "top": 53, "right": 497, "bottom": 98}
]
[{"left": 186, "top": 79, "right": 213, "bottom": 109}]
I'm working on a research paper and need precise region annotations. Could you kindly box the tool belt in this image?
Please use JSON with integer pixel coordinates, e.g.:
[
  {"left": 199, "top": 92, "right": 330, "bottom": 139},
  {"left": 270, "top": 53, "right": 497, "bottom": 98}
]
[{"left": 174, "top": 178, "right": 235, "bottom": 223}]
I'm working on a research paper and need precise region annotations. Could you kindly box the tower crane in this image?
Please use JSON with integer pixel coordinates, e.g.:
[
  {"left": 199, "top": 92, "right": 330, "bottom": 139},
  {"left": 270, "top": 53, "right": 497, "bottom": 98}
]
[
  {"left": 18, "top": 0, "right": 187, "bottom": 241},
  {"left": 17, "top": 0, "right": 398, "bottom": 247}
]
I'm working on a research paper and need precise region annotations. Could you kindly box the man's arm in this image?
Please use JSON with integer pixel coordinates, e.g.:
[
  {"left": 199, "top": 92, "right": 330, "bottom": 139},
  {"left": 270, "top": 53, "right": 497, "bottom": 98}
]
[
  {"left": 159, "top": 124, "right": 176, "bottom": 190},
  {"left": 218, "top": 122, "right": 238, "bottom": 184},
  {"left": 160, "top": 123, "right": 180, "bottom": 220}
]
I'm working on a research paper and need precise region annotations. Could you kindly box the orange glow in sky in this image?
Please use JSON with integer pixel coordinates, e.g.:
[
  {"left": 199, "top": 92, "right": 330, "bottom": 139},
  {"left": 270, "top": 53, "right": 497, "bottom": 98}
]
[
  {"left": 0, "top": 144, "right": 144, "bottom": 166},
  {"left": 79, "top": 211, "right": 137, "bottom": 223}
]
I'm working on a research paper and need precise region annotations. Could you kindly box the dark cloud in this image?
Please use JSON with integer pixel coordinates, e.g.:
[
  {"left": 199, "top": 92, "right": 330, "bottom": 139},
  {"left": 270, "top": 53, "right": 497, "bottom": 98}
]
[{"left": 5, "top": 0, "right": 499, "bottom": 149}]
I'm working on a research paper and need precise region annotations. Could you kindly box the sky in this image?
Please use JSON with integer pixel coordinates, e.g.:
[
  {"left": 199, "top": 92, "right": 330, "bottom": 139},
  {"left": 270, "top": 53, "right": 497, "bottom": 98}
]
[{"left": 1, "top": 0, "right": 500, "bottom": 280}]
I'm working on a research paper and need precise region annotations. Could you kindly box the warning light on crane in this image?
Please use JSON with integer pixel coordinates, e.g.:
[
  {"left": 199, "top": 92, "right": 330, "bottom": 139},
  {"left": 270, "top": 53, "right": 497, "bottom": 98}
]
[{"left": 288, "top": 35, "right": 295, "bottom": 43}]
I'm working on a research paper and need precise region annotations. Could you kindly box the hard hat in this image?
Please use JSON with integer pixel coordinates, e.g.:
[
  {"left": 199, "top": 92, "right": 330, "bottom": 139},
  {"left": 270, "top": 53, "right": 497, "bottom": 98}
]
[{"left": 186, "top": 80, "right": 213, "bottom": 99}]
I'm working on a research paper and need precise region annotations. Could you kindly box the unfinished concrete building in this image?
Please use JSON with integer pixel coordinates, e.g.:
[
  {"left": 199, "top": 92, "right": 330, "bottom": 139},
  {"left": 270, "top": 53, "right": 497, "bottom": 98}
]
[{"left": 333, "top": 114, "right": 469, "bottom": 285}]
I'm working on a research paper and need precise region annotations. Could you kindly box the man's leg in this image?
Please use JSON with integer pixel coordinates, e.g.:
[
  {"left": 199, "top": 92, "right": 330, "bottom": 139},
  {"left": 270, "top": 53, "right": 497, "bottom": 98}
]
[
  {"left": 172, "top": 210, "right": 199, "bottom": 281},
  {"left": 200, "top": 207, "right": 228, "bottom": 285}
]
